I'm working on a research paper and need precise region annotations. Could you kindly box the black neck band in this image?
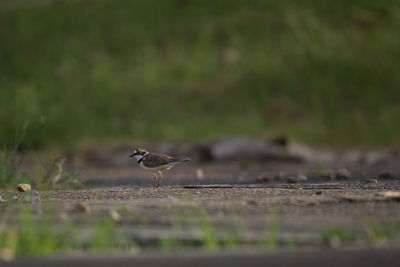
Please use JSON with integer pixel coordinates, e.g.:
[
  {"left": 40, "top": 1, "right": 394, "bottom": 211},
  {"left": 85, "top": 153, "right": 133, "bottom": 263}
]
[{"left": 137, "top": 152, "right": 149, "bottom": 164}]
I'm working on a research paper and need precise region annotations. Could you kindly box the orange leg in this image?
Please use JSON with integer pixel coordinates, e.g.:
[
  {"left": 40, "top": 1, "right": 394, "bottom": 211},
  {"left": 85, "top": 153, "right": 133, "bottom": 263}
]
[
  {"left": 157, "top": 171, "right": 163, "bottom": 188},
  {"left": 153, "top": 172, "right": 158, "bottom": 189}
]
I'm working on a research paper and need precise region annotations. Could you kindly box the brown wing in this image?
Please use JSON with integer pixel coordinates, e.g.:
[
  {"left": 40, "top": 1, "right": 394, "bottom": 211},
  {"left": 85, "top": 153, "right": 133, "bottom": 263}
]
[{"left": 142, "top": 153, "right": 177, "bottom": 168}]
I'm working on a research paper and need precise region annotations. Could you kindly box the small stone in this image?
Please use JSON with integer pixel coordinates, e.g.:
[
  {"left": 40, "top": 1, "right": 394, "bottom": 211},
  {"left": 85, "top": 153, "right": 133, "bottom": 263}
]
[
  {"left": 17, "top": 183, "right": 31, "bottom": 192},
  {"left": 196, "top": 168, "right": 204, "bottom": 179},
  {"left": 287, "top": 177, "right": 298, "bottom": 184},
  {"left": 297, "top": 174, "right": 308, "bottom": 182},
  {"left": 315, "top": 191, "right": 322, "bottom": 195},
  {"left": 366, "top": 179, "right": 378, "bottom": 184},
  {"left": 109, "top": 209, "right": 121, "bottom": 221},
  {"left": 74, "top": 202, "right": 91, "bottom": 214},
  {"left": 0, "top": 195, "right": 5, "bottom": 202},
  {"left": 378, "top": 171, "right": 396, "bottom": 180},
  {"left": 336, "top": 169, "right": 351, "bottom": 180},
  {"left": 256, "top": 175, "right": 270, "bottom": 183}
]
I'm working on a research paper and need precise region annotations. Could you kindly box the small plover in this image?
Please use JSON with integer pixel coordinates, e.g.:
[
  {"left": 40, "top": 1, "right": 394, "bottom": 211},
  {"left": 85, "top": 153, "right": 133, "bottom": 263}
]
[{"left": 129, "top": 148, "right": 190, "bottom": 188}]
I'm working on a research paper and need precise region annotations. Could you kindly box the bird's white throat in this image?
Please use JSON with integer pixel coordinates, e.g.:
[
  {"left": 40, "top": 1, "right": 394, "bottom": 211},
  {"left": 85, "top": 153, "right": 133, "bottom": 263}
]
[
  {"left": 133, "top": 155, "right": 143, "bottom": 162},
  {"left": 134, "top": 152, "right": 149, "bottom": 163}
]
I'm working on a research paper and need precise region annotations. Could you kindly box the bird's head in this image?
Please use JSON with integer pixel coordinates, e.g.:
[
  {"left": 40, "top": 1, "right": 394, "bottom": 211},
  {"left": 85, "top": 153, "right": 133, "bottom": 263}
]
[{"left": 129, "top": 148, "right": 148, "bottom": 158}]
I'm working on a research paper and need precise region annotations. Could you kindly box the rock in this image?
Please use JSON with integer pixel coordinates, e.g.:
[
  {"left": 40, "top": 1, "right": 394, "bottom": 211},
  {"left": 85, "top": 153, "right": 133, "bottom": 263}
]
[
  {"left": 0, "top": 195, "right": 5, "bottom": 202},
  {"left": 256, "top": 175, "right": 270, "bottom": 183},
  {"left": 17, "top": 183, "right": 31, "bottom": 192},
  {"left": 287, "top": 143, "right": 334, "bottom": 164},
  {"left": 378, "top": 171, "right": 396, "bottom": 180},
  {"left": 340, "top": 151, "right": 363, "bottom": 164},
  {"left": 74, "top": 202, "right": 91, "bottom": 214},
  {"left": 366, "top": 179, "right": 378, "bottom": 184},
  {"left": 209, "top": 137, "right": 289, "bottom": 161},
  {"left": 336, "top": 169, "right": 351, "bottom": 180},
  {"left": 315, "top": 191, "right": 322, "bottom": 195},
  {"left": 360, "top": 152, "right": 394, "bottom": 165},
  {"left": 287, "top": 177, "right": 298, "bottom": 184}
]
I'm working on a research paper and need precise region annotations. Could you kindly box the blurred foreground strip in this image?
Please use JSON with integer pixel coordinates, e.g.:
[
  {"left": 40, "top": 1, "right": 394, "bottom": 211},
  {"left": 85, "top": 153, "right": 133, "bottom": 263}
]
[{"left": 1, "top": 248, "right": 400, "bottom": 267}]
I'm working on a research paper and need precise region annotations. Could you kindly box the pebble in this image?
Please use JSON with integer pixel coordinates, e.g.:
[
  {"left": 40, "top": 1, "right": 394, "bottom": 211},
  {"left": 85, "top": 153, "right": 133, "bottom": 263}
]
[
  {"left": 74, "top": 202, "right": 91, "bottom": 214},
  {"left": 366, "top": 179, "right": 378, "bottom": 184},
  {"left": 256, "top": 175, "right": 270, "bottom": 183},
  {"left": 315, "top": 191, "right": 322, "bottom": 195},
  {"left": 287, "top": 177, "right": 298, "bottom": 184},
  {"left": 336, "top": 169, "right": 351, "bottom": 180},
  {"left": 0, "top": 195, "right": 5, "bottom": 202},
  {"left": 17, "top": 183, "right": 31, "bottom": 192},
  {"left": 378, "top": 171, "right": 396, "bottom": 180},
  {"left": 196, "top": 168, "right": 204, "bottom": 179}
]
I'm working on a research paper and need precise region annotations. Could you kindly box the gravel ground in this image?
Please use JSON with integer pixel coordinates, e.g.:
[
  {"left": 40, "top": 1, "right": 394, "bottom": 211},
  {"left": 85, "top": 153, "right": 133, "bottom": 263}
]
[
  {"left": 2, "top": 182, "right": 400, "bottom": 248},
  {"left": 2, "top": 143, "right": 399, "bottom": 265}
]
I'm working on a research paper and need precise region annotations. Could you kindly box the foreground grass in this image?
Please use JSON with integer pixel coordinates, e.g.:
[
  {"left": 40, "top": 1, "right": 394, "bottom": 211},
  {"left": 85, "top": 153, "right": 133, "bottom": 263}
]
[
  {"left": 1, "top": 0, "right": 400, "bottom": 148},
  {"left": 1, "top": 203, "right": 400, "bottom": 258},
  {"left": 0, "top": 209, "right": 121, "bottom": 258}
]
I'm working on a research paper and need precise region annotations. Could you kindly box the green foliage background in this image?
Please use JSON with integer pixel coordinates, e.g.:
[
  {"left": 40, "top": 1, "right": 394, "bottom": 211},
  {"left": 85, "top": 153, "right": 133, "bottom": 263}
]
[{"left": 1, "top": 0, "right": 399, "bottom": 148}]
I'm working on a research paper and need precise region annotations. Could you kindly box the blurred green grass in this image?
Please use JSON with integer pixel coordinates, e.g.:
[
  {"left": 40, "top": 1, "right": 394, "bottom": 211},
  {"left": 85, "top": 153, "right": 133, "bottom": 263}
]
[{"left": 1, "top": 0, "right": 399, "bottom": 148}]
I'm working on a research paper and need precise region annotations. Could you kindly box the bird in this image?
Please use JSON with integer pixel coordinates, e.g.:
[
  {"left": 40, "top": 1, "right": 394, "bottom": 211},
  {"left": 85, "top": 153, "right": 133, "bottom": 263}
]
[
  {"left": 44, "top": 156, "right": 67, "bottom": 189},
  {"left": 129, "top": 148, "right": 190, "bottom": 188}
]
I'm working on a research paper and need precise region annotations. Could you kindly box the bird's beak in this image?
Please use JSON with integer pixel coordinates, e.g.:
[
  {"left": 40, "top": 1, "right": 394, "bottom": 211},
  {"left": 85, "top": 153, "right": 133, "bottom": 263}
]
[{"left": 129, "top": 153, "right": 136, "bottom": 158}]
